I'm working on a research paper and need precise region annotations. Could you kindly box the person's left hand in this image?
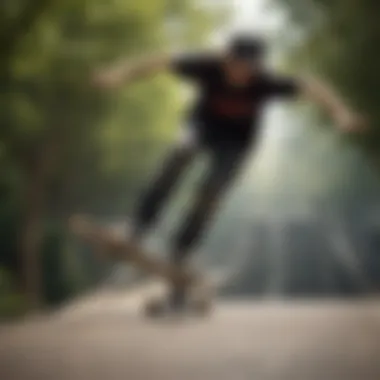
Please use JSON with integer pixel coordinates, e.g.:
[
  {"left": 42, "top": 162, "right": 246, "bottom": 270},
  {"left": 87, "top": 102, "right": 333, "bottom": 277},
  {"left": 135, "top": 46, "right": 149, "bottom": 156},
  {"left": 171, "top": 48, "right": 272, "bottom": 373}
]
[{"left": 334, "top": 109, "right": 368, "bottom": 133}]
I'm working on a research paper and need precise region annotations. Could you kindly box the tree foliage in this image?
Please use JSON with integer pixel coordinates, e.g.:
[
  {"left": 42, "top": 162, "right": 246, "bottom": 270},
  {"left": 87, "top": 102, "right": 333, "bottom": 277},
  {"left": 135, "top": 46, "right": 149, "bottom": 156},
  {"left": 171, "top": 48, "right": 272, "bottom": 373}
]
[
  {"left": 0, "top": 0, "right": 223, "bottom": 309},
  {"left": 277, "top": 0, "right": 380, "bottom": 161}
]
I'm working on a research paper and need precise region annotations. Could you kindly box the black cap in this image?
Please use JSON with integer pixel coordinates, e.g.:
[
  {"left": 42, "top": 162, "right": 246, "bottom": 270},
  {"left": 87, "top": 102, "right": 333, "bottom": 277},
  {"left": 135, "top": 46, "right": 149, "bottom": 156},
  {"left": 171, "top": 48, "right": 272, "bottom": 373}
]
[{"left": 228, "top": 35, "right": 265, "bottom": 61}]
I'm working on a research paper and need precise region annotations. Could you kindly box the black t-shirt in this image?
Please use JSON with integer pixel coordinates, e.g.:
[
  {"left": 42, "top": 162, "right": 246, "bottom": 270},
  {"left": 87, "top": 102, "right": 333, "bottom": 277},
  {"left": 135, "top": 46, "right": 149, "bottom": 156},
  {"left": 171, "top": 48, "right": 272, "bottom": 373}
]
[{"left": 171, "top": 54, "right": 300, "bottom": 147}]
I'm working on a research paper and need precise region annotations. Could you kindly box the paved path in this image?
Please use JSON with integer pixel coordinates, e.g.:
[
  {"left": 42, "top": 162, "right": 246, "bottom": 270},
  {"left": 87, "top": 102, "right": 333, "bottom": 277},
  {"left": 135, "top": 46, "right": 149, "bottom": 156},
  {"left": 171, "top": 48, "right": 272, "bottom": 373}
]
[{"left": 1, "top": 289, "right": 380, "bottom": 380}]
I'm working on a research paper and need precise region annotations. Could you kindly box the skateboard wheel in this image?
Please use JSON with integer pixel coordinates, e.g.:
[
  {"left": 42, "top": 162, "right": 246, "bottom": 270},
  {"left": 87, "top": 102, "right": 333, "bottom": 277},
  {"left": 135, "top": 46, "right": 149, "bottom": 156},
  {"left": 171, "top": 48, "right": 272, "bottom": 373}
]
[
  {"left": 192, "top": 298, "right": 212, "bottom": 315},
  {"left": 144, "top": 298, "right": 167, "bottom": 317}
]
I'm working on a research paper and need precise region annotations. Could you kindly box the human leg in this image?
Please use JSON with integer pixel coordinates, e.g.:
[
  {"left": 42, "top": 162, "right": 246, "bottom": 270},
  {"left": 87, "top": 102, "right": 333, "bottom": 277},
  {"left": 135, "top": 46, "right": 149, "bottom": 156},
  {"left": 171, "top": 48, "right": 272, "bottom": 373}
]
[
  {"left": 130, "top": 145, "right": 196, "bottom": 238},
  {"left": 172, "top": 146, "right": 248, "bottom": 259},
  {"left": 129, "top": 125, "right": 200, "bottom": 239},
  {"left": 168, "top": 145, "right": 248, "bottom": 307}
]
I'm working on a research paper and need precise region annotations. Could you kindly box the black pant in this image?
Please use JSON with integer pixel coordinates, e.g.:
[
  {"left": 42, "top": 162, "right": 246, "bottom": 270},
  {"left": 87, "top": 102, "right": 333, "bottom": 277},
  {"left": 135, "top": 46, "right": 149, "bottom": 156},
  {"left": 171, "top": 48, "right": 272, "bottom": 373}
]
[{"left": 132, "top": 142, "right": 248, "bottom": 264}]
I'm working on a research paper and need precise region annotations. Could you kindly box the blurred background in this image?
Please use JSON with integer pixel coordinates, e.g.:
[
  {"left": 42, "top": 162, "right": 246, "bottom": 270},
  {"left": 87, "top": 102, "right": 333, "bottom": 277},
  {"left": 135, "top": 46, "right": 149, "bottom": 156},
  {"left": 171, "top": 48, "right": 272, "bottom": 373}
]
[{"left": 1, "top": 0, "right": 380, "bottom": 320}]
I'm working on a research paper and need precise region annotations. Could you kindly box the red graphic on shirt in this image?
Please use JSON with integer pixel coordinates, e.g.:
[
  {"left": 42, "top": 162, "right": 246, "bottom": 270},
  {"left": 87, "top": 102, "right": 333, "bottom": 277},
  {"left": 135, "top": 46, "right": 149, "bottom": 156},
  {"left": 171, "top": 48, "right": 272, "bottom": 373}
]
[{"left": 210, "top": 96, "right": 254, "bottom": 117}]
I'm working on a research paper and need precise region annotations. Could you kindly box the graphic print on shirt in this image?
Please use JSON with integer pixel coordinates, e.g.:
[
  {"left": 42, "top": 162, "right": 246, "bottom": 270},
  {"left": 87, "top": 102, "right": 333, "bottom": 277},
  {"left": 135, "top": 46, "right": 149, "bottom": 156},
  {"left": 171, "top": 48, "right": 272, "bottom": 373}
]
[
  {"left": 209, "top": 94, "right": 254, "bottom": 118},
  {"left": 210, "top": 95, "right": 253, "bottom": 118}
]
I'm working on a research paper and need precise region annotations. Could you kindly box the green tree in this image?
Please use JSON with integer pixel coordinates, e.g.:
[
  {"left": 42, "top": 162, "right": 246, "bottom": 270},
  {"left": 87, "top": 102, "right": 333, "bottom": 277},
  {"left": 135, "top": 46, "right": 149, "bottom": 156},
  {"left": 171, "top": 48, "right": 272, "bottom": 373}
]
[
  {"left": 0, "top": 0, "right": 225, "bottom": 309},
  {"left": 277, "top": 0, "right": 380, "bottom": 163}
]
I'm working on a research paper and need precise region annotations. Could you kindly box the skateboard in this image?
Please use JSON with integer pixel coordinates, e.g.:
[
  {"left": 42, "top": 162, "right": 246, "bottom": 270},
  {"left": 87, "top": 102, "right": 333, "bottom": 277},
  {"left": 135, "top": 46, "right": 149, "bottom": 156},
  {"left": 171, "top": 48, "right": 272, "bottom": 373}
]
[{"left": 69, "top": 215, "right": 214, "bottom": 317}]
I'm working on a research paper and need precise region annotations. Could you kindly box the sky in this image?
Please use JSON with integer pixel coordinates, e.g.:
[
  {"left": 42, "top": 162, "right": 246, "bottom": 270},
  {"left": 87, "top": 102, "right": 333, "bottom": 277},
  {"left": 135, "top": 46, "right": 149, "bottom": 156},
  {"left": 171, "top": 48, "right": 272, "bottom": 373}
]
[
  {"left": 230, "top": 0, "right": 283, "bottom": 32},
  {"left": 209, "top": 0, "right": 286, "bottom": 43}
]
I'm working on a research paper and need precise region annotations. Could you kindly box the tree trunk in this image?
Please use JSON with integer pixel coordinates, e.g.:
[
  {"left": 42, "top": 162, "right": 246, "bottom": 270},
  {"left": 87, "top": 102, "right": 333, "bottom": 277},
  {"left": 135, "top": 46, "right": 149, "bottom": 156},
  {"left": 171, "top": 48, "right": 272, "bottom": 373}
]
[
  {"left": 19, "top": 135, "right": 60, "bottom": 310},
  {"left": 19, "top": 173, "right": 46, "bottom": 309}
]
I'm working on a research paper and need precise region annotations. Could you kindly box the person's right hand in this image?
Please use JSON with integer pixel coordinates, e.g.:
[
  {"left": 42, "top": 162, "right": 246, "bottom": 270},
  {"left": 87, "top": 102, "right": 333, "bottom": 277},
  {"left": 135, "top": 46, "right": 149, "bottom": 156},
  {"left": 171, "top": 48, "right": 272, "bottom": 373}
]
[{"left": 91, "top": 67, "right": 123, "bottom": 89}]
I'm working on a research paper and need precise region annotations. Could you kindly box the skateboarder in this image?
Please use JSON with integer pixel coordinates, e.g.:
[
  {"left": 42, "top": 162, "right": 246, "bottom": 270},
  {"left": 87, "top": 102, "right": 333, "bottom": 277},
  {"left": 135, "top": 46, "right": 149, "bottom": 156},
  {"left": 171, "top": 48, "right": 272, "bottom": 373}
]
[{"left": 93, "top": 35, "right": 365, "bottom": 309}]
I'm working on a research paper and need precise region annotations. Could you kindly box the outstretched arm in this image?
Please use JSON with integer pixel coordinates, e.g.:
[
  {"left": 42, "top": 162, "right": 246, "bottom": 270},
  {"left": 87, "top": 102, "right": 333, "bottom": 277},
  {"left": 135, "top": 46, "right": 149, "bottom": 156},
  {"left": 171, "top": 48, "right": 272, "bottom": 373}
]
[
  {"left": 299, "top": 76, "right": 367, "bottom": 133},
  {"left": 92, "top": 51, "right": 217, "bottom": 89},
  {"left": 92, "top": 54, "right": 172, "bottom": 89}
]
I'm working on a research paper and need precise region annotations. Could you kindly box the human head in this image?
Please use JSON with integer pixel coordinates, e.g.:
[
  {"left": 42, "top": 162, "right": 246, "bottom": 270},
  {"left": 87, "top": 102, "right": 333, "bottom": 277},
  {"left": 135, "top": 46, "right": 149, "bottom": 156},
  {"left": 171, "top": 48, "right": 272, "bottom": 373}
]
[{"left": 223, "top": 35, "right": 266, "bottom": 84}]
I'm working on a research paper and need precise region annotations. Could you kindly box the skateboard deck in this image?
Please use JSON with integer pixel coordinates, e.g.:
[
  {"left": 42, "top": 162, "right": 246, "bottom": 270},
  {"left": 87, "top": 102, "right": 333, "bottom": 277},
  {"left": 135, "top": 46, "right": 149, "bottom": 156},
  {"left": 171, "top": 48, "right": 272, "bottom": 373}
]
[{"left": 69, "top": 215, "right": 213, "bottom": 316}]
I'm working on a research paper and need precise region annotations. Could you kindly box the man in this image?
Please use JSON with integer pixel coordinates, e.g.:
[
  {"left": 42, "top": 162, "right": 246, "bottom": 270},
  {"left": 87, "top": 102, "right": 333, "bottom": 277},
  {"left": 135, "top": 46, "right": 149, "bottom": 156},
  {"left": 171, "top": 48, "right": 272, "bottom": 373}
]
[{"left": 94, "top": 35, "right": 365, "bottom": 310}]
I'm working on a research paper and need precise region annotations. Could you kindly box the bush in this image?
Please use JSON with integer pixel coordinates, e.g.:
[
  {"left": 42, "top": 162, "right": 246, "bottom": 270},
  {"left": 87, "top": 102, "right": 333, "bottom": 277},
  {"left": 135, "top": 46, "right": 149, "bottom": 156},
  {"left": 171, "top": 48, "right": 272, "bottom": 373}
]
[
  {"left": 0, "top": 293, "right": 28, "bottom": 320},
  {"left": 0, "top": 267, "right": 28, "bottom": 320}
]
